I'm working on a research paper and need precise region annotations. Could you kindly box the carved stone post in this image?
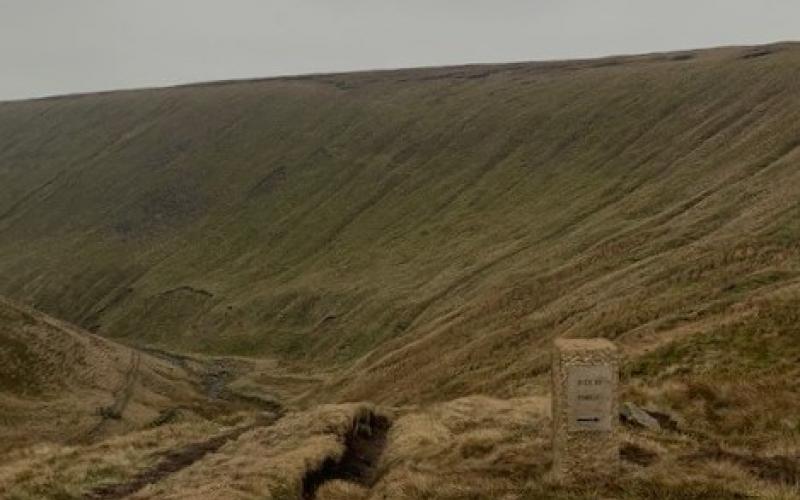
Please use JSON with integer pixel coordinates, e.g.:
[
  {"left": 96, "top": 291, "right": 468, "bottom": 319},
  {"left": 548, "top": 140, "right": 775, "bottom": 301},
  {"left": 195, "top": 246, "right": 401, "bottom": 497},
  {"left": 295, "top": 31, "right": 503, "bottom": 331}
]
[{"left": 552, "top": 338, "right": 619, "bottom": 481}]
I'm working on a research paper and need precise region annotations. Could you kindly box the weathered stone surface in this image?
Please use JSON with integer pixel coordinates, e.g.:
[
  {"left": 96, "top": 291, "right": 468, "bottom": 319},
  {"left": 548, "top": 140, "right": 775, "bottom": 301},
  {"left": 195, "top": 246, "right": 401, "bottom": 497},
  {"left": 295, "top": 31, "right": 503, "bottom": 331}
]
[
  {"left": 552, "top": 338, "right": 619, "bottom": 482},
  {"left": 620, "top": 402, "right": 661, "bottom": 431},
  {"left": 567, "top": 364, "right": 614, "bottom": 432}
]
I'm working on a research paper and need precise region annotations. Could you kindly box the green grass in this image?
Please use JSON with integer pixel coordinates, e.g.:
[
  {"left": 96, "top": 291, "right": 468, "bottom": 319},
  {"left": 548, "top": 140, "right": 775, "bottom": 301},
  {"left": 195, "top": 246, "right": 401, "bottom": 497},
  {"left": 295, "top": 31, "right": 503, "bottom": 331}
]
[{"left": 629, "top": 294, "right": 800, "bottom": 379}]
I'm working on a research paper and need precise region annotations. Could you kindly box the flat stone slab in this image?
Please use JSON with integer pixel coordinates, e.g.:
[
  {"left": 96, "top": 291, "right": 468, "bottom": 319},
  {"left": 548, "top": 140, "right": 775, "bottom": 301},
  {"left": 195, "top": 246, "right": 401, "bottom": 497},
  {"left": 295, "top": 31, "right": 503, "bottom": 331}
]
[
  {"left": 567, "top": 364, "right": 614, "bottom": 431},
  {"left": 621, "top": 401, "right": 661, "bottom": 431}
]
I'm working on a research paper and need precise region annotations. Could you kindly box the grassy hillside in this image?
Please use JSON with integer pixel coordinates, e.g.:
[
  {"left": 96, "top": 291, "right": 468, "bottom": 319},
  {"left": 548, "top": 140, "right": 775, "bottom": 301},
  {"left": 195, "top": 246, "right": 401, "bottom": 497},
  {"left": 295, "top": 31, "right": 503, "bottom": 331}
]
[
  {"left": 2, "top": 42, "right": 800, "bottom": 498},
  {"left": 1, "top": 43, "right": 800, "bottom": 405},
  {"left": 0, "top": 296, "right": 215, "bottom": 452},
  {"left": 0, "top": 296, "right": 291, "bottom": 498}
]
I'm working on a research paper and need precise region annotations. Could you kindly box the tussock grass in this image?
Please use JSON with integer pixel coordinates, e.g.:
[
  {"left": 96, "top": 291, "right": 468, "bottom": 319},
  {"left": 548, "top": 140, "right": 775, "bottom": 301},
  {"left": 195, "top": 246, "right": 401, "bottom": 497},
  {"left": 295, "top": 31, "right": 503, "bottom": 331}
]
[
  {"left": 133, "top": 403, "right": 384, "bottom": 499},
  {"left": 0, "top": 417, "right": 221, "bottom": 499},
  {"left": 145, "top": 396, "right": 790, "bottom": 499}
]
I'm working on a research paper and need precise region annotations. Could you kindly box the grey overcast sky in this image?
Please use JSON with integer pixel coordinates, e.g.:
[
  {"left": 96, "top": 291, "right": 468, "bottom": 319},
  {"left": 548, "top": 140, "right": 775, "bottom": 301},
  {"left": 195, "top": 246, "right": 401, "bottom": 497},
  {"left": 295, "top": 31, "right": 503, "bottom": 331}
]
[{"left": 1, "top": 1, "right": 799, "bottom": 101}]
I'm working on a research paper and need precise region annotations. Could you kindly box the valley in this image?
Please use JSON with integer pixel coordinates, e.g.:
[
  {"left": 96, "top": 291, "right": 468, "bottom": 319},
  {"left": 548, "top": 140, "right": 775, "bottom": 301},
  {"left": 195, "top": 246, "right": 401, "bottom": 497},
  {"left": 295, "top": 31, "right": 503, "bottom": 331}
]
[{"left": 1, "top": 42, "right": 800, "bottom": 498}]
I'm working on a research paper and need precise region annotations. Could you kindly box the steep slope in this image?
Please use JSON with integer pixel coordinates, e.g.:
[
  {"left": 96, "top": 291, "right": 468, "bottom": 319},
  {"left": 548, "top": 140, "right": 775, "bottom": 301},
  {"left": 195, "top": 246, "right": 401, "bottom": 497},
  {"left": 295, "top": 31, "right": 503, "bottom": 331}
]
[
  {"left": 1, "top": 43, "right": 800, "bottom": 409},
  {"left": 2, "top": 43, "right": 800, "bottom": 499},
  {"left": 0, "top": 296, "right": 210, "bottom": 451}
]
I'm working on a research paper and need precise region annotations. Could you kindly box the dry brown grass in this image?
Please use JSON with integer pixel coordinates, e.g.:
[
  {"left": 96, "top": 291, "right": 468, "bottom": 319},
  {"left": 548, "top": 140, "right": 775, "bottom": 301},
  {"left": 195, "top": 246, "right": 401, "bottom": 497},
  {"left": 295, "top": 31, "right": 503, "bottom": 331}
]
[
  {"left": 0, "top": 297, "right": 214, "bottom": 452},
  {"left": 133, "top": 403, "right": 381, "bottom": 499},
  {"left": 0, "top": 416, "right": 222, "bottom": 499},
  {"left": 32, "top": 395, "right": 797, "bottom": 498},
  {"left": 372, "top": 396, "right": 551, "bottom": 499},
  {"left": 314, "top": 481, "right": 369, "bottom": 500},
  {"left": 352, "top": 396, "right": 797, "bottom": 499},
  {"left": 0, "top": 391, "right": 798, "bottom": 498}
]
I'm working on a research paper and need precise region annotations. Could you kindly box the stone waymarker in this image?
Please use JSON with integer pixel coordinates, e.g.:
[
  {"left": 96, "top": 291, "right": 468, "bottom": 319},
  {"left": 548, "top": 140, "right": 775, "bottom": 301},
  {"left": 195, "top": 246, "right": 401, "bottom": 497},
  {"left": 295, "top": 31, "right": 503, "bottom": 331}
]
[{"left": 551, "top": 338, "right": 619, "bottom": 481}]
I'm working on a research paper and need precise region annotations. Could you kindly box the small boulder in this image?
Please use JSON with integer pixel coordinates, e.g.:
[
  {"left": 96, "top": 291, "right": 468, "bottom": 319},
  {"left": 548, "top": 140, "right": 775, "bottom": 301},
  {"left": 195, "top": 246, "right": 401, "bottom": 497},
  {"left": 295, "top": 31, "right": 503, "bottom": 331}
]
[{"left": 620, "top": 402, "right": 661, "bottom": 431}]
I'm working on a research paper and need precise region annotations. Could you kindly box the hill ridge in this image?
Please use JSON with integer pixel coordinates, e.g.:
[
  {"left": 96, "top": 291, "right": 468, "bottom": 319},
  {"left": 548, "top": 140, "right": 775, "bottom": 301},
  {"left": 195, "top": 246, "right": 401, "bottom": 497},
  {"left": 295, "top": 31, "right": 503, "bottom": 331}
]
[
  {"left": 2, "top": 41, "right": 797, "bottom": 105},
  {"left": 0, "top": 41, "right": 799, "bottom": 407}
]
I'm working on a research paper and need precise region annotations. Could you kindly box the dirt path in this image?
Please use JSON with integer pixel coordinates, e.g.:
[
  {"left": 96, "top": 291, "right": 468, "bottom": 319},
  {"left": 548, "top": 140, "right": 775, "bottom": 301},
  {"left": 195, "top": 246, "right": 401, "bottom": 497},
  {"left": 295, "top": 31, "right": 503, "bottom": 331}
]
[
  {"left": 84, "top": 411, "right": 282, "bottom": 500},
  {"left": 80, "top": 348, "right": 286, "bottom": 499},
  {"left": 143, "top": 347, "right": 285, "bottom": 414},
  {"left": 79, "top": 351, "right": 141, "bottom": 442},
  {"left": 200, "top": 359, "right": 231, "bottom": 399},
  {"left": 84, "top": 425, "right": 251, "bottom": 499}
]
